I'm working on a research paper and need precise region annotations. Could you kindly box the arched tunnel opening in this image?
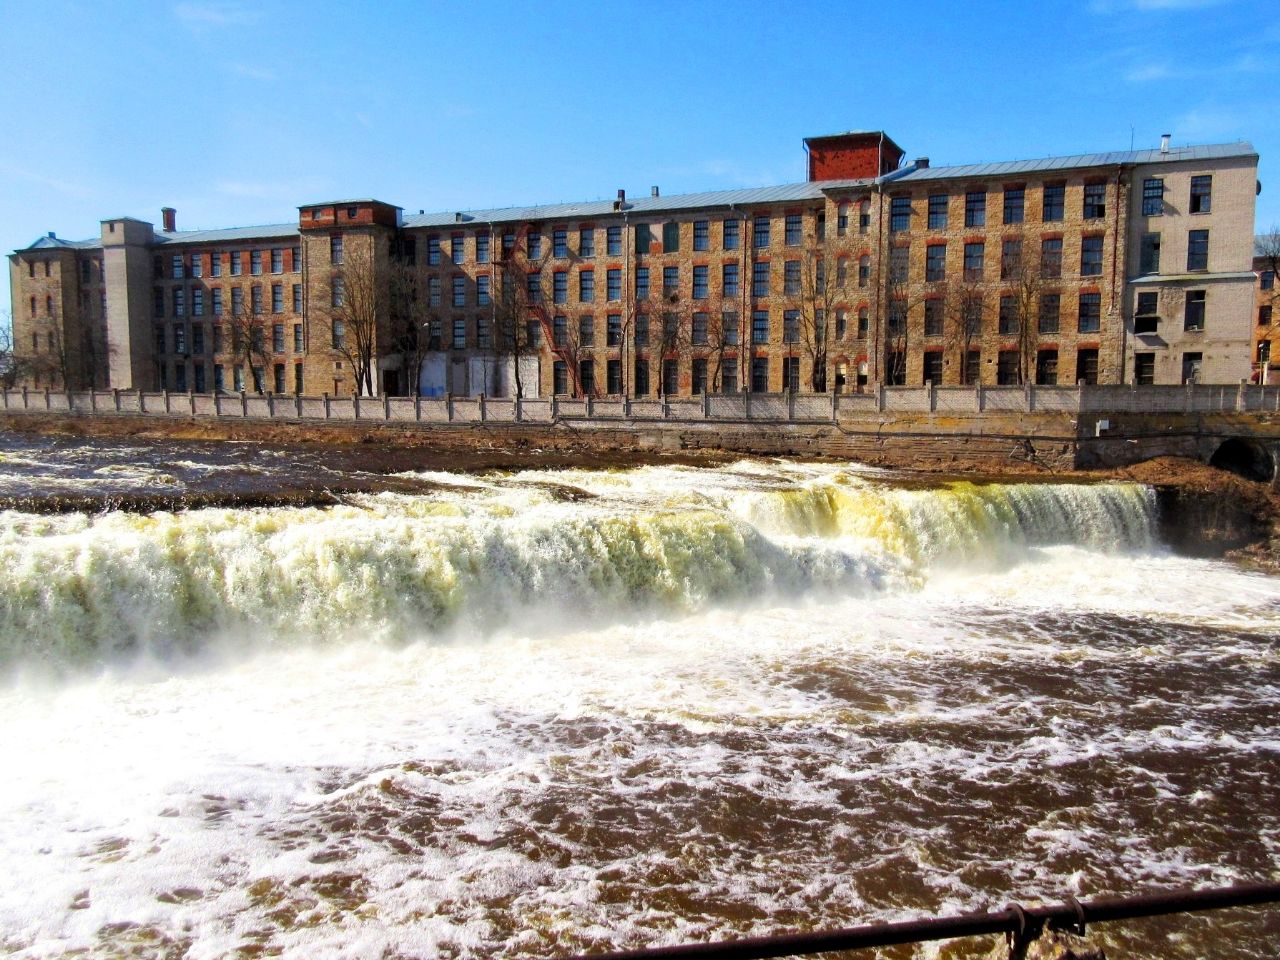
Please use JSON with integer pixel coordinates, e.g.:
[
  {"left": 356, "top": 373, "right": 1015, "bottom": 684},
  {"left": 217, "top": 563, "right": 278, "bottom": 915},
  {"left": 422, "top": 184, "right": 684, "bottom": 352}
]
[{"left": 1208, "top": 438, "right": 1276, "bottom": 484}]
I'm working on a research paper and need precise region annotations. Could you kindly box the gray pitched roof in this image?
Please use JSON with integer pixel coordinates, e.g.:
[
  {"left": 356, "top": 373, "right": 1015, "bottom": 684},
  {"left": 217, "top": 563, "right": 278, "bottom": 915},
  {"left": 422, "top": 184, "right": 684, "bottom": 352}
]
[
  {"left": 895, "top": 141, "right": 1257, "bottom": 182},
  {"left": 23, "top": 235, "right": 101, "bottom": 251},
  {"left": 153, "top": 224, "right": 298, "bottom": 245}
]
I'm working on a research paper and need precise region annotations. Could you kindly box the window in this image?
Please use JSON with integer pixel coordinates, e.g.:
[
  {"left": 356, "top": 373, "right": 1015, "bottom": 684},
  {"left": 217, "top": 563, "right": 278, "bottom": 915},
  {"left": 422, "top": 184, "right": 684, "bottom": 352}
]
[
  {"left": 332, "top": 319, "right": 346, "bottom": 349},
  {"left": 452, "top": 234, "right": 465, "bottom": 265},
  {"left": 453, "top": 318, "right": 467, "bottom": 349},
  {"left": 579, "top": 315, "right": 594, "bottom": 346},
  {"left": 502, "top": 231, "right": 515, "bottom": 257},
  {"left": 231, "top": 286, "right": 245, "bottom": 316},
  {"left": 751, "top": 357, "right": 769, "bottom": 392},
  {"left": 963, "top": 242, "right": 985, "bottom": 281},
  {"left": 634, "top": 357, "right": 649, "bottom": 395},
  {"left": 753, "top": 261, "right": 769, "bottom": 297},
  {"left": 174, "top": 288, "right": 186, "bottom": 317},
  {"left": 527, "top": 271, "right": 542, "bottom": 303},
  {"left": 453, "top": 276, "right": 466, "bottom": 308},
  {"left": 691, "top": 358, "right": 708, "bottom": 395},
  {"left": 1142, "top": 178, "right": 1164, "bottom": 216},
  {"left": 1042, "top": 183, "right": 1065, "bottom": 222},
  {"left": 606, "top": 268, "right": 621, "bottom": 301},
  {"left": 329, "top": 278, "right": 342, "bottom": 309},
  {"left": 723, "top": 262, "right": 740, "bottom": 297},
  {"left": 924, "top": 299, "right": 944, "bottom": 337},
  {"left": 890, "top": 196, "right": 911, "bottom": 232},
  {"left": 1261, "top": 270, "right": 1274, "bottom": 290},
  {"left": 998, "top": 351, "right": 1020, "bottom": 385},
  {"left": 231, "top": 251, "right": 244, "bottom": 276},
  {"left": 1083, "top": 182, "right": 1106, "bottom": 219},
  {"left": 270, "top": 249, "right": 283, "bottom": 274},
  {"left": 190, "top": 255, "right": 203, "bottom": 279},
  {"left": 250, "top": 326, "right": 264, "bottom": 353},
  {"left": 1074, "top": 348, "right": 1098, "bottom": 385},
  {"left": 607, "top": 314, "right": 622, "bottom": 345},
  {"left": 553, "top": 228, "right": 568, "bottom": 258},
  {"left": 527, "top": 320, "right": 542, "bottom": 347},
  {"left": 1038, "top": 293, "right": 1060, "bottom": 333},
  {"left": 857, "top": 307, "right": 869, "bottom": 339},
  {"left": 1001, "top": 239, "right": 1022, "bottom": 280},
  {"left": 528, "top": 231, "right": 542, "bottom": 259},
  {"left": 923, "top": 352, "right": 943, "bottom": 385},
  {"left": 858, "top": 255, "right": 870, "bottom": 287},
  {"left": 753, "top": 215, "right": 771, "bottom": 248},
  {"left": 925, "top": 244, "right": 946, "bottom": 282},
  {"left": 965, "top": 190, "right": 986, "bottom": 227},
  {"left": 636, "top": 266, "right": 649, "bottom": 299},
  {"left": 662, "top": 359, "right": 679, "bottom": 396},
  {"left": 1139, "top": 233, "right": 1161, "bottom": 275},
  {"left": 837, "top": 202, "right": 849, "bottom": 236},
  {"left": 153, "top": 325, "right": 165, "bottom": 354},
  {"left": 1134, "top": 352, "right": 1155, "bottom": 385},
  {"left": 663, "top": 266, "right": 679, "bottom": 297},
  {"left": 248, "top": 250, "right": 261, "bottom": 277},
  {"left": 1184, "top": 290, "right": 1206, "bottom": 330},
  {"left": 606, "top": 226, "right": 621, "bottom": 255},
  {"left": 815, "top": 257, "right": 826, "bottom": 293},
  {"left": 553, "top": 360, "right": 568, "bottom": 395},
  {"left": 1036, "top": 349, "right": 1059, "bottom": 386},
  {"left": 172, "top": 254, "right": 185, "bottom": 279},
  {"left": 1135, "top": 291, "right": 1159, "bottom": 334},
  {"left": 1261, "top": 305, "right": 1274, "bottom": 326},
  {"left": 693, "top": 221, "right": 709, "bottom": 251},
  {"left": 292, "top": 246, "right": 301, "bottom": 271},
  {"left": 1179, "top": 351, "right": 1202, "bottom": 385},
  {"left": 693, "top": 265, "right": 709, "bottom": 299},
  {"left": 663, "top": 222, "right": 680, "bottom": 253},
  {"left": 635, "top": 314, "right": 649, "bottom": 346},
  {"left": 836, "top": 257, "right": 848, "bottom": 288},
  {"left": 723, "top": 218, "right": 740, "bottom": 250},
  {"left": 784, "top": 260, "right": 801, "bottom": 295},
  {"left": 1189, "top": 175, "right": 1212, "bottom": 214},
  {"left": 579, "top": 227, "right": 594, "bottom": 258},
  {"left": 428, "top": 276, "right": 441, "bottom": 306},
  {"left": 783, "top": 309, "right": 799, "bottom": 343},
  {"left": 579, "top": 269, "right": 594, "bottom": 303},
  {"left": 1078, "top": 292, "right": 1101, "bottom": 333},
  {"left": 859, "top": 199, "right": 871, "bottom": 233},
  {"left": 635, "top": 223, "right": 651, "bottom": 250},
  {"left": 1187, "top": 230, "right": 1209, "bottom": 271},
  {"left": 692, "top": 312, "right": 709, "bottom": 345},
  {"left": 889, "top": 246, "right": 909, "bottom": 283},
  {"left": 928, "top": 194, "right": 948, "bottom": 230},
  {"left": 999, "top": 295, "right": 1017, "bottom": 335},
  {"left": 212, "top": 287, "right": 223, "bottom": 316},
  {"left": 1041, "top": 238, "right": 1063, "bottom": 279},
  {"left": 174, "top": 324, "right": 188, "bottom": 354},
  {"left": 752, "top": 310, "right": 769, "bottom": 344},
  {"left": 579, "top": 359, "right": 595, "bottom": 394},
  {"left": 1003, "top": 187, "right": 1025, "bottom": 225},
  {"left": 272, "top": 323, "right": 285, "bottom": 352},
  {"left": 835, "top": 309, "right": 847, "bottom": 340},
  {"left": 476, "top": 233, "right": 490, "bottom": 263},
  {"left": 785, "top": 214, "right": 802, "bottom": 245},
  {"left": 783, "top": 356, "right": 800, "bottom": 391},
  {"left": 1080, "top": 236, "right": 1104, "bottom": 276},
  {"left": 193, "top": 288, "right": 205, "bottom": 317},
  {"left": 330, "top": 235, "right": 343, "bottom": 265},
  {"left": 271, "top": 284, "right": 283, "bottom": 313},
  {"left": 294, "top": 323, "right": 303, "bottom": 352},
  {"left": 552, "top": 271, "right": 568, "bottom": 304},
  {"left": 550, "top": 315, "right": 567, "bottom": 347},
  {"left": 477, "top": 317, "right": 491, "bottom": 349},
  {"left": 723, "top": 311, "right": 739, "bottom": 344},
  {"left": 211, "top": 253, "right": 223, "bottom": 278}
]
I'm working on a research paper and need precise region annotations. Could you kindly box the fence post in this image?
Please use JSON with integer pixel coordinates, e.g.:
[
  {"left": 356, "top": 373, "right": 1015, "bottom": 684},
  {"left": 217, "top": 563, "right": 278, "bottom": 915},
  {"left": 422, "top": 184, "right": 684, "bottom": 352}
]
[
  {"left": 44, "top": 387, "right": 51, "bottom": 410},
  {"left": 190, "top": 391, "right": 196, "bottom": 416},
  {"left": 446, "top": 392, "right": 454, "bottom": 421},
  {"left": 831, "top": 390, "right": 838, "bottom": 420},
  {"left": 1, "top": 389, "right": 7, "bottom": 410},
  {"left": 1027, "top": 383, "right": 1036, "bottom": 413},
  {"left": 214, "top": 391, "right": 221, "bottom": 416},
  {"left": 267, "top": 392, "right": 274, "bottom": 418},
  {"left": 89, "top": 389, "right": 96, "bottom": 413},
  {"left": 383, "top": 392, "right": 390, "bottom": 421},
  {"left": 323, "top": 392, "right": 330, "bottom": 419},
  {"left": 138, "top": 389, "right": 145, "bottom": 413},
  {"left": 515, "top": 394, "right": 523, "bottom": 422},
  {"left": 480, "top": 393, "right": 487, "bottom": 422},
  {"left": 1237, "top": 380, "right": 1247, "bottom": 413},
  {"left": 1185, "top": 381, "right": 1194, "bottom": 414},
  {"left": 975, "top": 382, "right": 983, "bottom": 413},
  {"left": 240, "top": 390, "right": 247, "bottom": 417},
  {"left": 876, "top": 382, "right": 885, "bottom": 413},
  {"left": 927, "top": 380, "right": 936, "bottom": 413},
  {"left": 296, "top": 393, "right": 303, "bottom": 418},
  {"left": 113, "top": 388, "right": 120, "bottom": 412},
  {"left": 414, "top": 393, "right": 421, "bottom": 422},
  {"left": 585, "top": 393, "right": 593, "bottom": 419},
  {"left": 162, "top": 389, "right": 170, "bottom": 414},
  {"left": 549, "top": 394, "right": 557, "bottom": 420},
  {"left": 352, "top": 393, "right": 359, "bottom": 419},
  {"left": 788, "top": 389, "right": 795, "bottom": 421},
  {"left": 745, "top": 390, "right": 753, "bottom": 420}
]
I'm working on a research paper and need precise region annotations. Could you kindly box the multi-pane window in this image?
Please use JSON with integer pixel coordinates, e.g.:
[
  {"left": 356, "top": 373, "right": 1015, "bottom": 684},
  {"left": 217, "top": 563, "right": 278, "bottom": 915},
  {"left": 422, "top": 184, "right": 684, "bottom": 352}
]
[
  {"left": 1135, "top": 290, "right": 1160, "bottom": 330},
  {"left": 924, "top": 298, "right": 944, "bottom": 337},
  {"left": 998, "top": 351, "right": 1019, "bottom": 385},
  {"left": 273, "top": 323, "right": 285, "bottom": 352},
  {"left": 212, "top": 287, "right": 223, "bottom": 316},
  {"left": 691, "top": 313, "right": 709, "bottom": 345},
  {"left": 330, "top": 235, "right": 343, "bottom": 265},
  {"left": 453, "top": 318, "right": 467, "bottom": 349},
  {"left": 887, "top": 301, "right": 906, "bottom": 336},
  {"left": 963, "top": 242, "right": 985, "bottom": 280},
  {"left": 662, "top": 266, "right": 679, "bottom": 296},
  {"left": 835, "top": 309, "right": 847, "bottom": 340},
  {"left": 663, "top": 222, "right": 680, "bottom": 253},
  {"left": 694, "top": 221, "right": 709, "bottom": 251},
  {"left": 477, "top": 318, "right": 491, "bottom": 349},
  {"left": 527, "top": 272, "right": 541, "bottom": 303},
  {"left": 723, "top": 262, "right": 740, "bottom": 297},
  {"left": 753, "top": 261, "right": 769, "bottom": 297},
  {"left": 271, "top": 249, "right": 283, "bottom": 274},
  {"left": 211, "top": 253, "right": 223, "bottom": 277},
  {"left": 723, "top": 311, "right": 739, "bottom": 344},
  {"left": 193, "top": 325, "right": 205, "bottom": 355},
  {"left": 193, "top": 289, "right": 205, "bottom": 316},
  {"left": 1042, "top": 183, "right": 1065, "bottom": 222},
  {"left": 271, "top": 283, "right": 283, "bottom": 313},
  {"left": 691, "top": 357, "right": 708, "bottom": 394},
  {"left": 723, "top": 218, "right": 740, "bottom": 250},
  {"left": 889, "top": 246, "right": 909, "bottom": 283},
  {"left": 580, "top": 359, "right": 595, "bottom": 394},
  {"left": 291, "top": 283, "right": 301, "bottom": 312},
  {"left": 173, "top": 288, "right": 186, "bottom": 317},
  {"left": 553, "top": 228, "right": 568, "bottom": 258},
  {"left": 154, "top": 324, "right": 166, "bottom": 353},
  {"left": 553, "top": 315, "right": 567, "bottom": 347},
  {"left": 785, "top": 214, "right": 802, "bottom": 246},
  {"left": 607, "top": 314, "right": 622, "bottom": 346},
  {"left": 172, "top": 254, "right": 185, "bottom": 279},
  {"left": 477, "top": 275, "right": 491, "bottom": 306},
  {"left": 927, "top": 194, "right": 948, "bottom": 230},
  {"left": 837, "top": 202, "right": 849, "bottom": 236},
  {"left": 453, "top": 276, "right": 467, "bottom": 308},
  {"left": 528, "top": 231, "right": 542, "bottom": 259},
  {"left": 1078, "top": 292, "right": 1101, "bottom": 333},
  {"left": 606, "top": 226, "right": 621, "bottom": 255},
  {"left": 230, "top": 252, "right": 243, "bottom": 276},
  {"left": 635, "top": 266, "right": 649, "bottom": 299},
  {"left": 527, "top": 320, "right": 542, "bottom": 346},
  {"left": 753, "top": 216, "right": 770, "bottom": 247},
  {"left": 294, "top": 323, "right": 303, "bottom": 352},
  {"left": 1190, "top": 175, "right": 1212, "bottom": 214},
  {"left": 1041, "top": 238, "right": 1063, "bottom": 279},
  {"left": 476, "top": 233, "right": 490, "bottom": 263},
  {"left": 606, "top": 268, "right": 621, "bottom": 301},
  {"left": 1142, "top": 178, "right": 1164, "bottom": 216},
  {"left": 452, "top": 235, "right": 465, "bottom": 265},
  {"left": 783, "top": 310, "right": 799, "bottom": 343},
  {"left": 752, "top": 310, "right": 770, "bottom": 344},
  {"left": 1080, "top": 236, "right": 1104, "bottom": 276},
  {"left": 553, "top": 271, "right": 568, "bottom": 304},
  {"left": 250, "top": 250, "right": 262, "bottom": 276},
  {"left": 1184, "top": 290, "right": 1206, "bottom": 330},
  {"left": 579, "top": 227, "right": 594, "bottom": 258},
  {"left": 751, "top": 357, "right": 769, "bottom": 392},
  {"left": 890, "top": 196, "right": 911, "bottom": 232},
  {"left": 784, "top": 260, "right": 801, "bottom": 295},
  {"left": 858, "top": 255, "right": 870, "bottom": 287},
  {"left": 190, "top": 254, "right": 203, "bottom": 279},
  {"left": 1038, "top": 293, "right": 1060, "bottom": 333},
  {"left": 328, "top": 277, "right": 346, "bottom": 309},
  {"left": 998, "top": 295, "right": 1017, "bottom": 335},
  {"left": 1001, "top": 239, "right": 1022, "bottom": 280},
  {"left": 1140, "top": 233, "right": 1161, "bottom": 274},
  {"left": 427, "top": 236, "right": 442, "bottom": 265},
  {"left": 291, "top": 246, "right": 301, "bottom": 271},
  {"left": 503, "top": 231, "right": 515, "bottom": 257},
  {"left": 1187, "top": 230, "right": 1209, "bottom": 271},
  {"left": 251, "top": 285, "right": 264, "bottom": 315},
  {"left": 635, "top": 223, "right": 651, "bottom": 250},
  {"left": 579, "top": 269, "right": 594, "bottom": 303},
  {"left": 1262, "top": 270, "right": 1276, "bottom": 291},
  {"left": 1083, "top": 183, "right": 1106, "bottom": 219},
  {"left": 231, "top": 286, "right": 245, "bottom": 316},
  {"left": 964, "top": 191, "right": 986, "bottom": 227},
  {"left": 857, "top": 307, "right": 869, "bottom": 339},
  {"left": 428, "top": 276, "right": 441, "bottom": 306},
  {"left": 634, "top": 315, "right": 649, "bottom": 346},
  {"left": 836, "top": 257, "right": 848, "bottom": 288},
  {"left": 693, "top": 265, "right": 709, "bottom": 299},
  {"left": 1003, "top": 187, "right": 1025, "bottom": 225},
  {"left": 926, "top": 244, "right": 946, "bottom": 281}
]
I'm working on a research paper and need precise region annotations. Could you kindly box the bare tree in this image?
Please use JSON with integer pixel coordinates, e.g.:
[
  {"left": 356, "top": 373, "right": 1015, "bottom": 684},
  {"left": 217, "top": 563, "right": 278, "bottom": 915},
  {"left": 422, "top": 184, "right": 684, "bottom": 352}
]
[
  {"left": 328, "top": 243, "right": 380, "bottom": 396},
  {"left": 224, "top": 289, "right": 271, "bottom": 393},
  {"left": 656, "top": 298, "right": 690, "bottom": 397},
  {"left": 792, "top": 236, "right": 841, "bottom": 391},
  {"left": 1257, "top": 228, "right": 1280, "bottom": 383},
  {"left": 0, "top": 312, "right": 27, "bottom": 389},
  {"left": 943, "top": 275, "right": 986, "bottom": 385},
  {"left": 386, "top": 256, "right": 430, "bottom": 396}
]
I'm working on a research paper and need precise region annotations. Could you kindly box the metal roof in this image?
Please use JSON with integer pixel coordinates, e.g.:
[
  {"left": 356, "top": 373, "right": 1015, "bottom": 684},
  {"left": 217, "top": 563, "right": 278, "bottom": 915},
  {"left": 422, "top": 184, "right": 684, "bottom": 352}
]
[
  {"left": 153, "top": 224, "right": 298, "bottom": 245},
  {"left": 22, "top": 235, "right": 100, "bottom": 251},
  {"left": 895, "top": 141, "right": 1257, "bottom": 182}
]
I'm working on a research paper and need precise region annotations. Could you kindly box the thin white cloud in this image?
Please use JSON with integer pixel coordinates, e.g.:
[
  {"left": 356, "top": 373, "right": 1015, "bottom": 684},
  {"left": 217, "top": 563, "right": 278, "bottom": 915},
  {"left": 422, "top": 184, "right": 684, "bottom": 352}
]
[
  {"left": 228, "top": 63, "right": 276, "bottom": 82},
  {"left": 1125, "top": 53, "right": 1268, "bottom": 83},
  {"left": 174, "top": 2, "right": 260, "bottom": 29},
  {"left": 1172, "top": 107, "right": 1248, "bottom": 140},
  {"left": 0, "top": 164, "right": 91, "bottom": 199}
]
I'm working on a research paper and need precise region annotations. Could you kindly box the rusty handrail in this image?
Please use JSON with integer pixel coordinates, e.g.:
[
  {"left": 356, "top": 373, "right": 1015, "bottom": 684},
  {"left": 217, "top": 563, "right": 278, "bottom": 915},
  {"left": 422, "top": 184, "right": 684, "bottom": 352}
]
[{"left": 559, "top": 880, "right": 1280, "bottom": 960}]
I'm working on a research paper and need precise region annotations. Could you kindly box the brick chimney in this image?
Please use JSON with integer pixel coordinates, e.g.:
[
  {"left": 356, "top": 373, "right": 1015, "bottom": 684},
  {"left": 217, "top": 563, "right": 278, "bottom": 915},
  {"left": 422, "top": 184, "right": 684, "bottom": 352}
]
[{"left": 161, "top": 207, "right": 176, "bottom": 232}]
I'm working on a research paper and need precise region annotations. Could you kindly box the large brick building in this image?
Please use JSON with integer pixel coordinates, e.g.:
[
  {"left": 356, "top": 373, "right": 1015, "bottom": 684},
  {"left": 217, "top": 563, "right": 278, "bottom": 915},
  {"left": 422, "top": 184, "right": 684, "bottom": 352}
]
[{"left": 6, "top": 131, "right": 1261, "bottom": 397}]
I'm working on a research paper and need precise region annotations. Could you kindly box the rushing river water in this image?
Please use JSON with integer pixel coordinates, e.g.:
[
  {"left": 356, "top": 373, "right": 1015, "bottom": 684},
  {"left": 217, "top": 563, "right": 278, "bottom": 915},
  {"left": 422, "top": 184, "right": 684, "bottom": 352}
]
[{"left": 0, "top": 445, "right": 1277, "bottom": 959}]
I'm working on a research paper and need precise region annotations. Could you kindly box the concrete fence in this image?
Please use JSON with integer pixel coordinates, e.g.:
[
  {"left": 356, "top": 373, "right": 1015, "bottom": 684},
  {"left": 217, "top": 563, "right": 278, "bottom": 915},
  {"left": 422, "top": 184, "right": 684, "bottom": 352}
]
[{"left": 2, "top": 383, "right": 1278, "bottom": 427}]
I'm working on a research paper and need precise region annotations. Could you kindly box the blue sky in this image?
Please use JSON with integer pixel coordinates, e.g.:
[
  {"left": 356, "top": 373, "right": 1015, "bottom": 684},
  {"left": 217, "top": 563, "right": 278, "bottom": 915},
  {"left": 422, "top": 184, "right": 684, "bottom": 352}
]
[{"left": 2, "top": 0, "right": 1277, "bottom": 321}]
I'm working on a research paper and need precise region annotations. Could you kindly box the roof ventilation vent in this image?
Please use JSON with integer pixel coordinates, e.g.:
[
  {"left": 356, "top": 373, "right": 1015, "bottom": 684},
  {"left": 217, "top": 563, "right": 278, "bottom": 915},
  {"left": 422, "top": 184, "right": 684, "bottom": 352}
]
[
  {"left": 651, "top": 186, "right": 660, "bottom": 197},
  {"left": 1160, "top": 133, "right": 1171, "bottom": 154},
  {"left": 915, "top": 157, "right": 930, "bottom": 169},
  {"left": 47, "top": 231, "right": 56, "bottom": 239},
  {"left": 613, "top": 188, "right": 626, "bottom": 212}
]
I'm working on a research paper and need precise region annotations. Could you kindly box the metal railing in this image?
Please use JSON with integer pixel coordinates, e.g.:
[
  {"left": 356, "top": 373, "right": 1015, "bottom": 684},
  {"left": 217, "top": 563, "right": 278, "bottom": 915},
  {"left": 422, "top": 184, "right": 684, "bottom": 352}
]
[{"left": 559, "top": 881, "right": 1280, "bottom": 960}]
